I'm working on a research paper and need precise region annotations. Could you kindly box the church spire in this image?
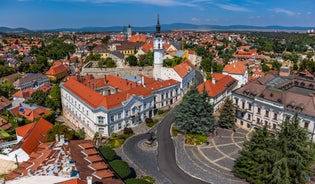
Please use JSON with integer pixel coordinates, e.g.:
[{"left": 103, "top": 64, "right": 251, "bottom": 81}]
[{"left": 156, "top": 14, "right": 161, "bottom": 35}]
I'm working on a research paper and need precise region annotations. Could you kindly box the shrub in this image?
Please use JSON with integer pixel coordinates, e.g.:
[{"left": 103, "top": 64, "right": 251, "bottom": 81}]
[
  {"left": 109, "top": 160, "right": 131, "bottom": 179},
  {"left": 172, "top": 126, "right": 178, "bottom": 137},
  {"left": 125, "top": 178, "right": 151, "bottom": 184},
  {"left": 157, "top": 109, "right": 165, "bottom": 115},
  {"left": 142, "top": 176, "right": 155, "bottom": 184},
  {"left": 99, "top": 145, "right": 116, "bottom": 161},
  {"left": 185, "top": 134, "right": 207, "bottom": 145},
  {"left": 106, "top": 138, "right": 125, "bottom": 148},
  {"left": 146, "top": 118, "right": 158, "bottom": 127},
  {"left": 123, "top": 127, "right": 133, "bottom": 135}
]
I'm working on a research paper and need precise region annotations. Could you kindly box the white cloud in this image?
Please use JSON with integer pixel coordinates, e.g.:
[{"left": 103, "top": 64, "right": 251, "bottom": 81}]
[
  {"left": 48, "top": 0, "right": 200, "bottom": 7},
  {"left": 216, "top": 3, "right": 250, "bottom": 12},
  {"left": 191, "top": 17, "right": 200, "bottom": 22},
  {"left": 271, "top": 8, "right": 296, "bottom": 16}
]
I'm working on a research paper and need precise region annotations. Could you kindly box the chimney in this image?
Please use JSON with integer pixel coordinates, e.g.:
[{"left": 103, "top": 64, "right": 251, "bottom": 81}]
[
  {"left": 212, "top": 77, "right": 216, "bottom": 84},
  {"left": 141, "top": 76, "right": 145, "bottom": 87},
  {"left": 87, "top": 176, "right": 92, "bottom": 184},
  {"left": 104, "top": 75, "right": 107, "bottom": 84},
  {"left": 60, "top": 134, "right": 64, "bottom": 144},
  {"left": 55, "top": 134, "right": 59, "bottom": 142},
  {"left": 233, "top": 64, "right": 236, "bottom": 68}
]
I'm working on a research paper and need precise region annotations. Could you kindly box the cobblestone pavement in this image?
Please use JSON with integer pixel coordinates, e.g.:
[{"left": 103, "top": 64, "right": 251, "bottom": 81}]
[{"left": 174, "top": 127, "right": 250, "bottom": 184}]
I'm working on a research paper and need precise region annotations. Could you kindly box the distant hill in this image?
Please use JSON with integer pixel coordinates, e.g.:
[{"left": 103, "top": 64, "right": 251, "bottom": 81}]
[
  {"left": 0, "top": 27, "right": 32, "bottom": 33},
  {"left": 1, "top": 24, "right": 314, "bottom": 33}
]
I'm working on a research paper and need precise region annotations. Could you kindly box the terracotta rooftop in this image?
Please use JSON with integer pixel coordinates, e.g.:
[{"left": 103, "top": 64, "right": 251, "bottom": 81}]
[
  {"left": 173, "top": 60, "right": 194, "bottom": 78},
  {"left": 197, "top": 73, "right": 238, "bottom": 97},
  {"left": 12, "top": 118, "right": 53, "bottom": 155},
  {"left": 69, "top": 140, "right": 123, "bottom": 184},
  {"left": 223, "top": 62, "right": 247, "bottom": 75}
]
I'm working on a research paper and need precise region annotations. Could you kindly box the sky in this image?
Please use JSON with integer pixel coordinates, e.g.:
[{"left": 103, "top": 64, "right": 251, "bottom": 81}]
[{"left": 1, "top": 0, "right": 314, "bottom": 30}]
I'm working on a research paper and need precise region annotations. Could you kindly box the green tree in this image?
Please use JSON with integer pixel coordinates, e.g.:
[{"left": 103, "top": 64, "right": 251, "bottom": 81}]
[
  {"left": 233, "top": 114, "right": 314, "bottom": 184},
  {"left": 218, "top": 97, "right": 235, "bottom": 129},
  {"left": 85, "top": 53, "right": 101, "bottom": 63},
  {"left": 126, "top": 55, "right": 138, "bottom": 66},
  {"left": 49, "top": 85, "right": 61, "bottom": 110},
  {"left": 125, "top": 178, "right": 151, "bottom": 184},
  {"left": 200, "top": 57, "right": 212, "bottom": 72},
  {"left": 175, "top": 87, "right": 214, "bottom": 135},
  {"left": 139, "top": 51, "right": 153, "bottom": 66},
  {"left": 101, "top": 35, "right": 111, "bottom": 45},
  {"left": 233, "top": 126, "right": 275, "bottom": 184},
  {"left": 46, "top": 124, "right": 85, "bottom": 141},
  {"left": 109, "top": 160, "right": 131, "bottom": 179},
  {"left": 262, "top": 63, "right": 270, "bottom": 72},
  {"left": 0, "top": 80, "right": 16, "bottom": 98},
  {"left": 26, "top": 90, "right": 47, "bottom": 106}
]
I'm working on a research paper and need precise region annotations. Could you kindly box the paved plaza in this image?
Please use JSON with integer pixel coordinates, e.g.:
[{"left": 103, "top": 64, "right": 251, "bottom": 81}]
[{"left": 174, "top": 127, "right": 250, "bottom": 184}]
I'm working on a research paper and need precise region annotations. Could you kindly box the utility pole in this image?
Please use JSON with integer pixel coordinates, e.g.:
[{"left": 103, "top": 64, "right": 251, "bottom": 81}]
[{"left": 15, "top": 154, "right": 19, "bottom": 169}]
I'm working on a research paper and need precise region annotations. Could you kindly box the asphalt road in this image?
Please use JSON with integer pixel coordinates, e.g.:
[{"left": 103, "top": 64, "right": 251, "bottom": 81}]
[{"left": 157, "top": 106, "right": 209, "bottom": 184}]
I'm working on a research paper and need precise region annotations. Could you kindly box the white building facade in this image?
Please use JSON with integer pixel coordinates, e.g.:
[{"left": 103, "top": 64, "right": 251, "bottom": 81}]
[{"left": 232, "top": 74, "right": 315, "bottom": 141}]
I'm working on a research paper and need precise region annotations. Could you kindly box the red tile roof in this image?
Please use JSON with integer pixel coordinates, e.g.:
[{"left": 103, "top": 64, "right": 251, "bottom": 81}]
[
  {"left": 197, "top": 73, "right": 238, "bottom": 97},
  {"left": 45, "top": 64, "right": 68, "bottom": 76},
  {"left": 10, "top": 106, "right": 51, "bottom": 121},
  {"left": 15, "top": 118, "right": 53, "bottom": 155},
  {"left": 223, "top": 62, "right": 247, "bottom": 75},
  {"left": 173, "top": 60, "right": 194, "bottom": 78},
  {"left": 16, "top": 123, "right": 35, "bottom": 137},
  {"left": 58, "top": 178, "right": 86, "bottom": 184},
  {"left": 146, "top": 79, "right": 179, "bottom": 91},
  {"left": 63, "top": 78, "right": 152, "bottom": 110}
]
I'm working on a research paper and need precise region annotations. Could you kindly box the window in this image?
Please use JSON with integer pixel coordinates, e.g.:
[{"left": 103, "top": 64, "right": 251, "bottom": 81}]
[
  {"left": 265, "top": 110, "right": 269, "bottom": 117},
  {"left": 257, "top": 118, "right": 261, "bottom": 125},
  {"left": 247, "top": 114, "right": 251, "bottom": 120},
  {"left": 110, "top": 116, "right": 114, "bottom": 122},
  {"left": 248, "top": 103, "right": 252, "bottom": 111},
  {"left": 118, "top": 112, "right": 122, "bottom": 119},
  {"left": 235, "top": 98, "right": 239, "bottom": 105},
  {"left": 304, "top": 121, "right": 310, "bottom": 129},
  {"left": 273, "top": 113, "right": 278, "bottom": 120},
  {"left": 242, "top": 101, "right": 245, "bottom": 109},
  {"left": 99, "top": 128, "right": 104, "bottom": 134},
  {"left": 98, "top": 116, "right": 104, "bottom": 124},
  {"left": 273, "top": 124, "right": 277, "bottom": 129},
  {"left": 118, "top": 123, "right": 122, "bottom": 130},
  {"left": 132, "top": 107, "right": 136, "bottom": 114},
  {"left": 257, "top": 107, "right": 261, "bottom": 114},
  {"left": 125, "top": 110, "right": 129, "bottom": 117}
]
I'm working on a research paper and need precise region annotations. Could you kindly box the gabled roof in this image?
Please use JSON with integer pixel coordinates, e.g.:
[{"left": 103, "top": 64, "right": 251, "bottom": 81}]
[
  {"left": 173, "top": 60, "right": 194, "bottom": 78},
  {"left": 12, "top": 88, "right": 36, "bottom": 99},
  {"left": 45, "top": 64, "right": 68, "bottom": 76},
  {"left": 13, "top": 118, "right": 53, "bottom": 155},
  {"left": 223, "top": 62, "right": 247, "bottom": 75},
  {"left": 10, "top": 105, "right": 51, "bottom": 121},
  {"left": 16, "top": 123, "right": 35, "bottom": 137},
  {"left": 197, "top": 73, "right": 238, "bottom": 97},
  {"left": 58, "top": 178, "right": 87, "bottom": 184}
]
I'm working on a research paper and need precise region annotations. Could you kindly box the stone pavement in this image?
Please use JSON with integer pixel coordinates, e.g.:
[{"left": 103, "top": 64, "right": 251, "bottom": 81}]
[{"left": 174, "top": 127, "right": 250, "bottom": 184}]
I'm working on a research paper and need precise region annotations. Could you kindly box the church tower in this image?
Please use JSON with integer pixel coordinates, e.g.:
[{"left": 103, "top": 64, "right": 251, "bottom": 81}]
[
  {"left": 153, "top": 14, "right": 163, "bottom": 80},
  {"left": 127, "top": 24, "right": 132, "bottom": 40}
]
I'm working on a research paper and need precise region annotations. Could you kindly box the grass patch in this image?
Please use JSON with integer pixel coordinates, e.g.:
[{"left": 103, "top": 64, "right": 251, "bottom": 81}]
[
  {"left": 106, "top": 138, "right": 125, "bottom": 148},
  {"left": 157, "top": 109, "right": 169, "bottom": 117},
  {"left": 172, "top": 126, "right": 178, "bottom": 137},
  {"left": 106, "top": 131, "right": 134, "bottom": 148},
  {"left": 0, "top": 129, "right": 10, "bottom": 138},
  {"left": 142, "top": 176, "right": 155, "bottom": 184},
  {"left": 145, "top": 118, "right": 158, "bottom": 128},
  {"left": 185, "top": 134, "right": 207, "bottom": 145}
]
